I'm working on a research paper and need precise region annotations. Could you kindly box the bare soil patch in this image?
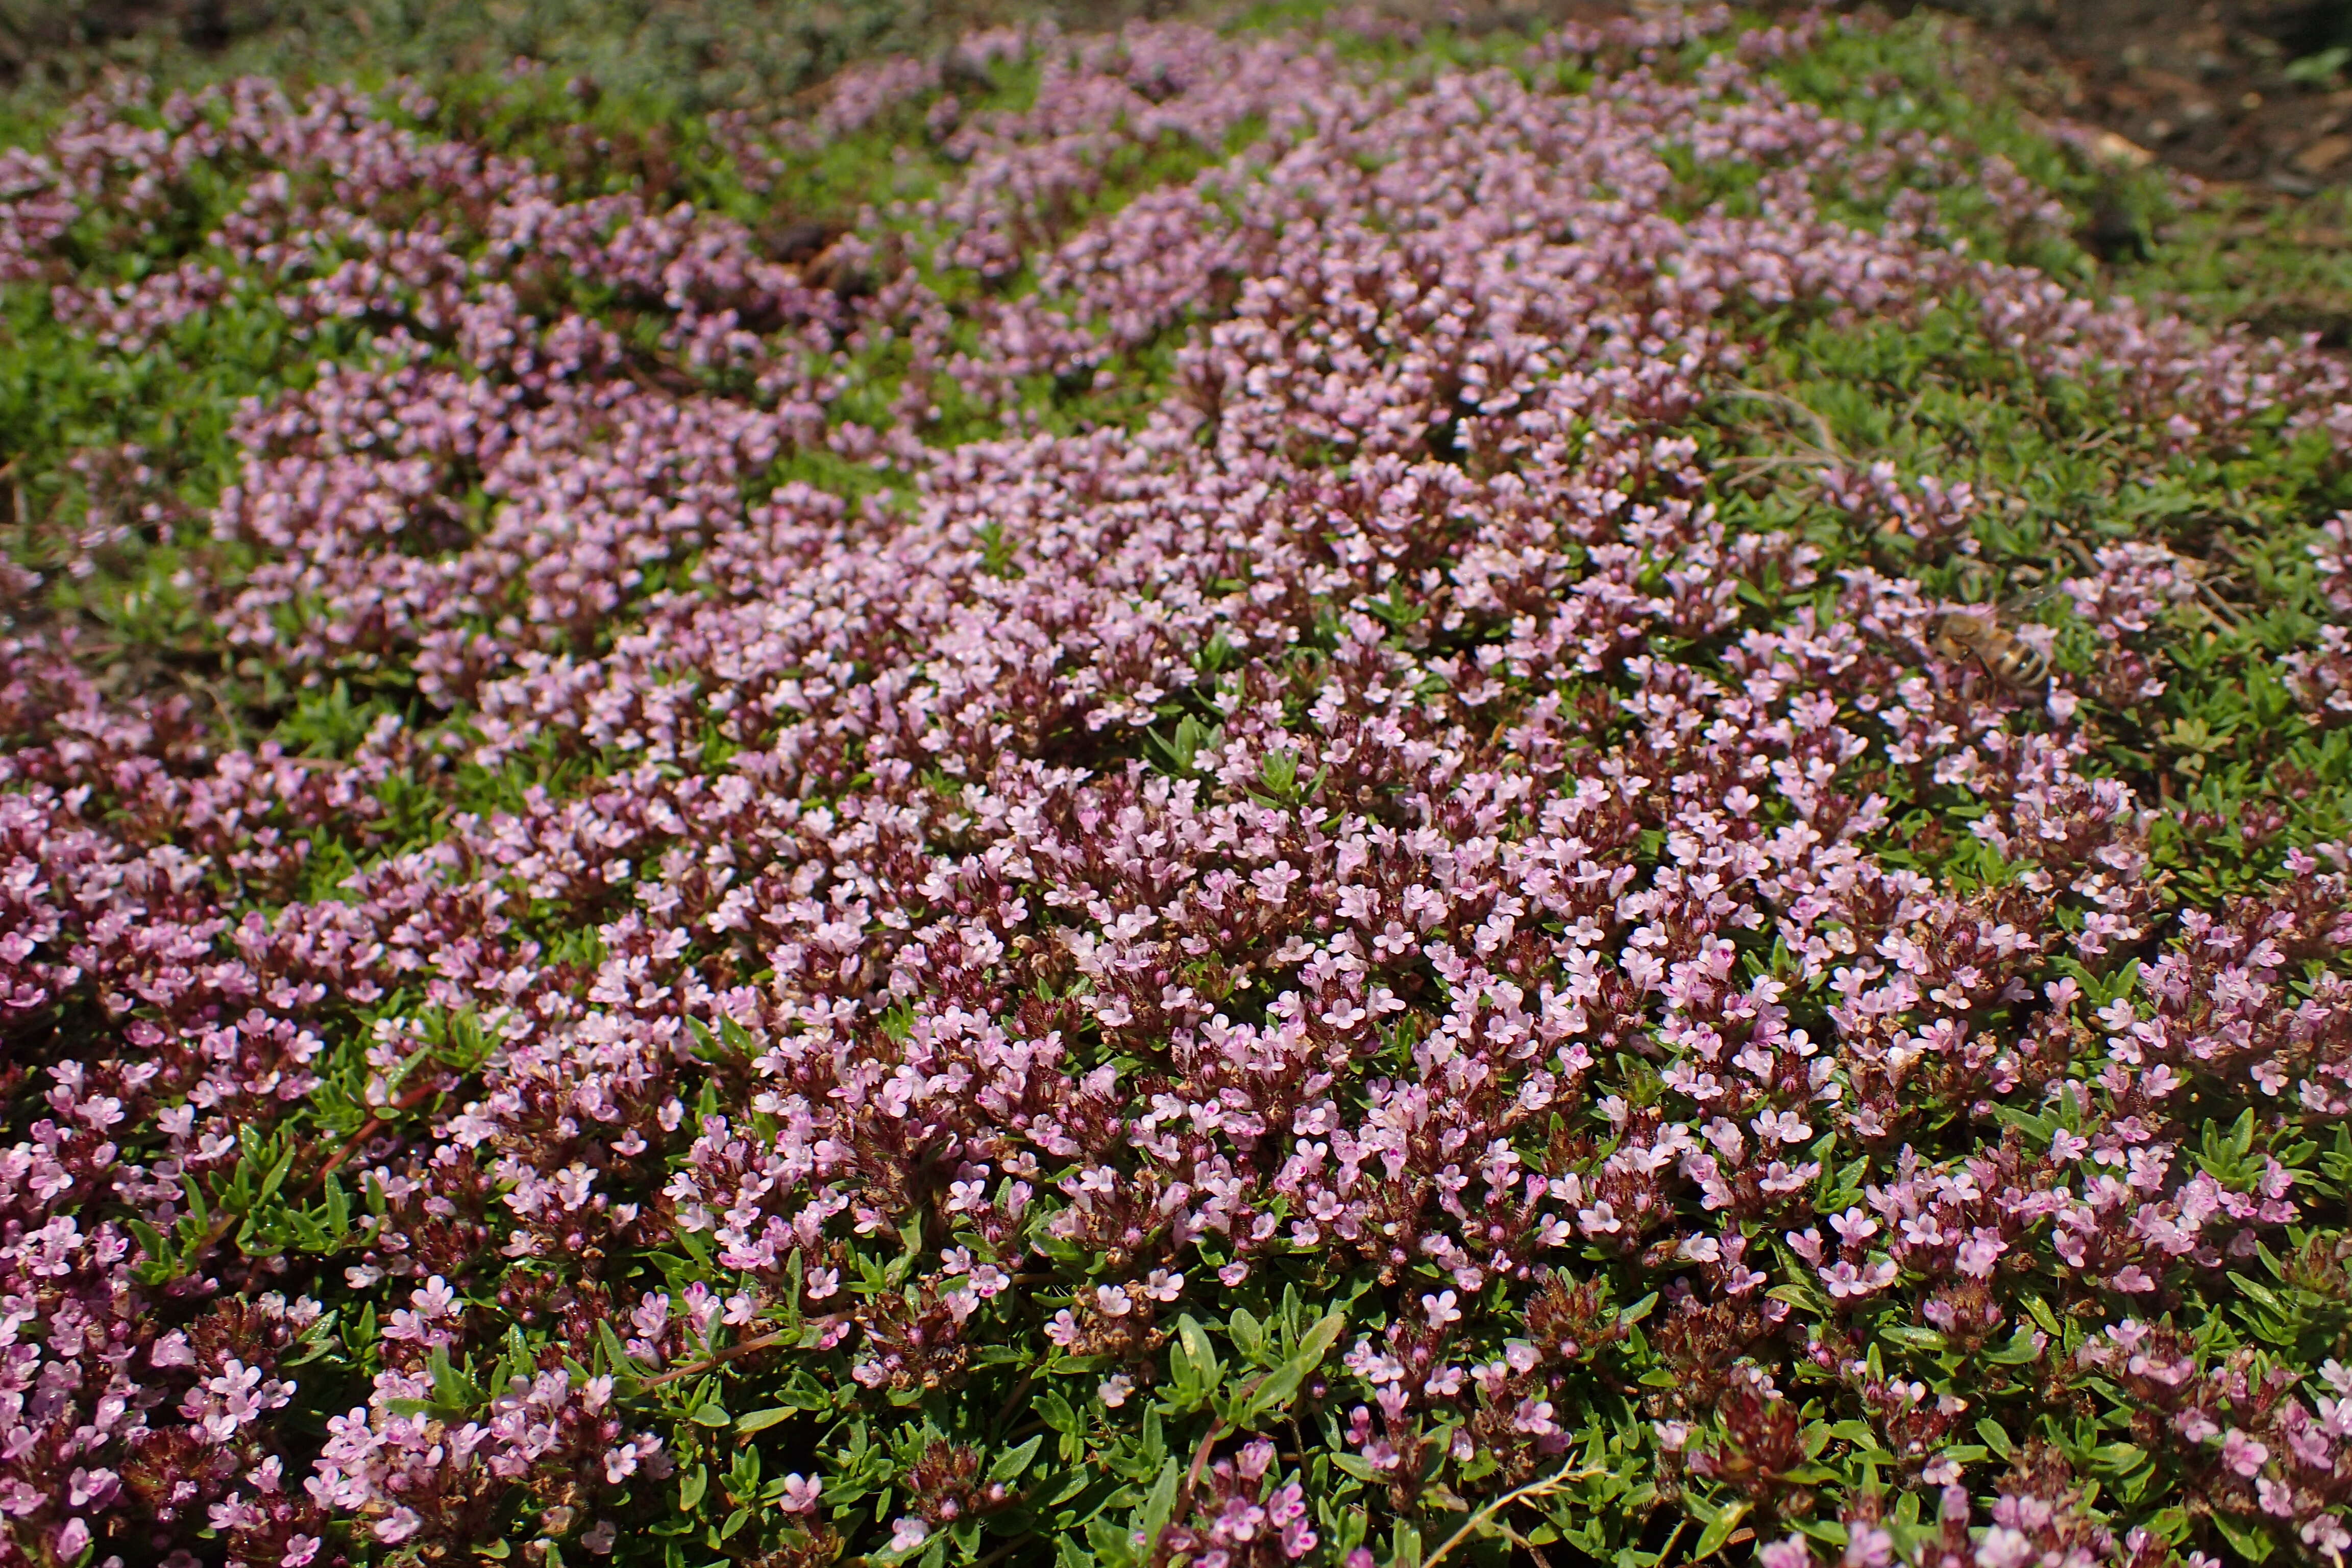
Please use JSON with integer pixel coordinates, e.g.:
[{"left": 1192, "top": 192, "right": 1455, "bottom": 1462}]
[{"left": 1889, "top": 0, "right": 2352, "bottom": 190}]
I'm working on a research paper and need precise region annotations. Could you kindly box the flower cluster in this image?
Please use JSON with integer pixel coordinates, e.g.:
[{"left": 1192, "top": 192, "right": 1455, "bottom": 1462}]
[{"left": 1, "top": 5, "right": 2350, "bottom": 1566}]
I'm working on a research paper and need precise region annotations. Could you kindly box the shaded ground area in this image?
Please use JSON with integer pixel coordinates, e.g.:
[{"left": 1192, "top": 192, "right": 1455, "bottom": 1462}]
[
  {"left": 1890, "top": 0, "right": 2352, "bottom": 348},
  {"left": 1927, "top": 0, "right": 2352, "bottom": 192}
]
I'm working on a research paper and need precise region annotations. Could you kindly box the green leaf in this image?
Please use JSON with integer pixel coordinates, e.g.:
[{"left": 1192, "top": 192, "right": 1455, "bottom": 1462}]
[
  {"left": 689, "top": 1403, "right": 731, "bottom": 1428},
  {"left": 427, "top": 1348, "right": 464, "bottom": 1411},
  {"left": 1086, "top": 1517, "right": 1139, "bottom": 1568},
  {"left": 1228, "top": 1310, "right": 1344, "bottom": 1429},
  {"left": 2228, "top": 1272, "right": 2283, "bottom": 1311},
  {"left": 125, "top": 1217, "right": 169, "bottom": 1265},
  {"left": 1141, "top": 1405, "right": 1166, "bottom": 1472},
  {"left": 719, "top": 1015, "right": 758, "bottom": 1058},
  {"left": 1293, "top": 1309, "right": 1346, "bottom": 1366},
  {"left": 680, "top": 1464, "right": 708, "bottom": 1511},
  {"left": 988, "top": 1434, "right": 1043, "bottom": 1485},
  {"left": 1174, "top": 1315, "right": 1222, "bottom": 1410},
  {"left": 1135, "top": 1459, "right": 1180, "bottom": 1553},
  {"left": 674, "top": 1224, "right": 713, "bottom": 1270},
  {"left": 597, "top": 1319, "right": 646, "bottom": 1389},
  {"left": 2210, "top": 1509, "right": 2275, "bottom": 1562},
  {"left": 1692, "top": 1501, "right": 1751, "bottom": 1561},
  {"left": 1992, "top": 1105, "right": 2057, "bottom": 1143},
  {"left": 734, "top": 1407, "right": 795, "bottom": 1436},
  {"left": 2286, "top": 44, "right": 2351, "bottom": 85},
  {"left": 181, "top": 1174, "right": 210, "bottom": 1233},
  {"left": 255, "top": 1141, "right": 298, "bottom": 1208}
]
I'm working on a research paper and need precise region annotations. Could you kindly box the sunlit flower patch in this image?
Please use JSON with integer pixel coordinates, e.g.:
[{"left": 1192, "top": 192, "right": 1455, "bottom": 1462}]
[{"left": 3, "top": 7, "right": 2351, "bottom": 1566}]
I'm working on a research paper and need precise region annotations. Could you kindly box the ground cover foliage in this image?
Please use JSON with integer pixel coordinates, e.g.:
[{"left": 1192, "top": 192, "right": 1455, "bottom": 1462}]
[
  {"left": 0, "top": 0, "right": 1037, "bottom": 118},
  {"left": 10, "top": 4, "right": 2352, "bottom": 1566}
]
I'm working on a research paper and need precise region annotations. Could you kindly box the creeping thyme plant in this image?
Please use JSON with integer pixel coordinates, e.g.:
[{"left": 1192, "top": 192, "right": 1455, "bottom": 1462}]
[{"left": 7, "top": 5, "right": 2352, "bottom": 1566}]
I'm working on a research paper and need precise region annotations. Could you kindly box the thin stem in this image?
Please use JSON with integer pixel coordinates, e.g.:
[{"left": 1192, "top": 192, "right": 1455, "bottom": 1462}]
[
  {"left": 158, "top": 1079, "right": 449, "bottom": 1271},
  {"left": 1719, "top": 384, "right": 1845, "bottom": 461},
  {"left": 638, "top": 1327, "right": 794, "bottom": 1391},
  {"left": 991, "top": 1368, "right": 1038, "bottom": 1439},
  {"left": 972, "top": 1533, "right": 1038, "bottom": 1568},
  {"left": 1143, "top": 1361, "right": 1286, "bottom": 1567},
  {"left": 303, "top": 1080, "right": 444, "bottom": 1195},
  {"left": 1420, "top": 1460, "right": 1603, "bottom": 1568}
]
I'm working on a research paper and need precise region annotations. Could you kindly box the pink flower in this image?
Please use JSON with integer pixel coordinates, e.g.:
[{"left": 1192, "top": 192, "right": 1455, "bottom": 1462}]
[
  {"left": 1975, "top": 1528, "right": 2032, "bottom": 1568},
  {"left": 1954, "top": 1230, "right": 2006, "bottom": 1278},
  {"left": 1821, "top": 1259, "right": 1897, "bottom": 1300}
]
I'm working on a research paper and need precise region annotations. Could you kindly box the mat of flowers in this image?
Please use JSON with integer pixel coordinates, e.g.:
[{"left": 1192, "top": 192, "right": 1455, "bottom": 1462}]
[{"left": 5, "top": 6, "right": 2352, "bottom": 1566}]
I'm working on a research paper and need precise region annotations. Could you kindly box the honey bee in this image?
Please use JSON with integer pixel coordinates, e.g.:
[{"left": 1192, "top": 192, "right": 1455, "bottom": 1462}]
[{"left": 1930, "top": 608, "right": 2049, "bottom": 689}]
